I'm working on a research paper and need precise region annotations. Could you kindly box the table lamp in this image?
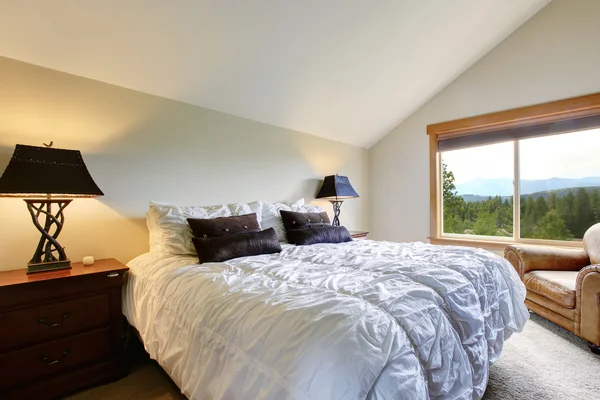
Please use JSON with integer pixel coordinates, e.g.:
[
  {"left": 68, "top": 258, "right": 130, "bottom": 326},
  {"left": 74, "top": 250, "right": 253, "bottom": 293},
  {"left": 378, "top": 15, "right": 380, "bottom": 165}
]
[
  {"left": 0, "top": 143, "right": 103, "bottom": 273},
  {"left": 315, "top": 174, "right": 359, "bottom": 226}
]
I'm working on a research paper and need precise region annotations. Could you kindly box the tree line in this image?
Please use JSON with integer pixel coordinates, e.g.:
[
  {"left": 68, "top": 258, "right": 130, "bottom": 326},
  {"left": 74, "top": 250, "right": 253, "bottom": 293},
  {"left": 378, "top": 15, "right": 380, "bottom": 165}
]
[{"left": 443, "top": 164, "right": 600, "bottom": 240}]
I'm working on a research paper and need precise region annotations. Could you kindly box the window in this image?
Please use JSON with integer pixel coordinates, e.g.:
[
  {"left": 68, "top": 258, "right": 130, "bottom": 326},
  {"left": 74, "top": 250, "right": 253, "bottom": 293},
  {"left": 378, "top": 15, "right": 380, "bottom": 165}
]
[
  {"left": 441, "top": 142, "right": 514, "bottom": 238},
  {"left": 519, "top": 129, "right": 600, "bottom": 241},
  {"left": 428, "top": 92, "right": 600, "bottom": 248}
]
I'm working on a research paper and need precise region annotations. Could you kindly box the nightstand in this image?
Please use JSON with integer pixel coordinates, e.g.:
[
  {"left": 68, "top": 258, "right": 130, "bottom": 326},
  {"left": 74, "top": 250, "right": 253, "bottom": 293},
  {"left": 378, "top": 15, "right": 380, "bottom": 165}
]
[
  {"left": 350, "top": 230, "right": 369, "bottom": 239},
  {"left": 0, "top": 259, "right": 129, "bottom": 400}
]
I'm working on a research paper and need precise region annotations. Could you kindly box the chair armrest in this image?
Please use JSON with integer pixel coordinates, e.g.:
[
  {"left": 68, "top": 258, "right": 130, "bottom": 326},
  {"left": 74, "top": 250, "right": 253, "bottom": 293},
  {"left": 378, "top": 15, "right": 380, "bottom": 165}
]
[
  {"left": 504, "top": 245, "right": 590, "bottom": 280},
  {"left": 576, "top": 265, "right": 600, "bottom": 345}
]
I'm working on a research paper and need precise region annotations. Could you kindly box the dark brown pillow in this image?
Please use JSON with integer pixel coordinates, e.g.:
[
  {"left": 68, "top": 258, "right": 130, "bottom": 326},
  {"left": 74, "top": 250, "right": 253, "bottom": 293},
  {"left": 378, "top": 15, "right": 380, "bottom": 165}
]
[
  {"left": 187, "top": 213, "right": 260, "bottom": 238},
  {"left": 286, "top": 226, "right": 352, "bottom": 245},
  {"left": 192, "top": 228, "right": 282, "bottom": 263},
  {"left": 280, "top": 210, "right": 331, "bottom": 231}
]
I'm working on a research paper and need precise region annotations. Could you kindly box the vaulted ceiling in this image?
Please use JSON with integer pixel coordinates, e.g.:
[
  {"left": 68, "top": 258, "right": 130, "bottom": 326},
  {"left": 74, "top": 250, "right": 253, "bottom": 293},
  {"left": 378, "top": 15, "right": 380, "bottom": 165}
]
[{"left": 0, "top": 1, "right": 551, "bottom": 148}]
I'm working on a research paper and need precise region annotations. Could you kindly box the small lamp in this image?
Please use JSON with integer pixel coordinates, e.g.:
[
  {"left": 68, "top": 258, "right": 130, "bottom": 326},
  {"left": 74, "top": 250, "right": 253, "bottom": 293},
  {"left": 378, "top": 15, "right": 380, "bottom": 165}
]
[
  {"left": 315, "top": 174, "right": 359, "bottom": 226},
  {"left": 0, "top": 144, "right": 103, "bottom": 273}
]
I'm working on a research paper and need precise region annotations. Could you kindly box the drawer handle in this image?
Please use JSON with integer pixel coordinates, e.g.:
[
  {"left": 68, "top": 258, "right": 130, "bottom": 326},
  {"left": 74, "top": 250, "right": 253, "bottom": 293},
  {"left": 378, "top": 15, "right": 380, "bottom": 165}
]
[
  {"left": 107, "top": 272, "right": 120, "bottom": 278},
  {"left": 40, "top": 347, "right": 71, "bottom": 366},
  {"left": 38, "top": 312, "right": 70, "bottom": 328}
]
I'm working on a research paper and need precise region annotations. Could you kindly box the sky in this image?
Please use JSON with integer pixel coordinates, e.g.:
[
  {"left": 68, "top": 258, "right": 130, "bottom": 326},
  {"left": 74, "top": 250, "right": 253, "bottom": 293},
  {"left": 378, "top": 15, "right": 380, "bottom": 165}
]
[{"left": 442, "top": 128, "right": 600, "bottom": 184}]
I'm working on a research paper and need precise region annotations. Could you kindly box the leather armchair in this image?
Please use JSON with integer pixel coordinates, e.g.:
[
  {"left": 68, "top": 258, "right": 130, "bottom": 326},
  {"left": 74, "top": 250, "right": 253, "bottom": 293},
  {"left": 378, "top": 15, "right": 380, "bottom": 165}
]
[{"left": 505, "top": 244, "right": 600, "bottom": 354}]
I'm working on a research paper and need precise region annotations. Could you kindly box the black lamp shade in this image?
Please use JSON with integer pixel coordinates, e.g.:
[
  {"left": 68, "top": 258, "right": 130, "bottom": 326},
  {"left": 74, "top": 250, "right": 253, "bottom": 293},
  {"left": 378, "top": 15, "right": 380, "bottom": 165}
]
[
  {"left": 0, "top": 144, "right": 103, "bottom": 198},
  {"left": 316, "top": 175, "right": 359, "bottom": 200}
]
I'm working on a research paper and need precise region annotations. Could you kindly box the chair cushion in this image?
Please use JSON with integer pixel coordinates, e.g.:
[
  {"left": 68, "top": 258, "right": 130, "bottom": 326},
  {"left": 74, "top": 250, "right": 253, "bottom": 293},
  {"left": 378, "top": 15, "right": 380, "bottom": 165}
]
[
  {"left": 583, "top": 223, "right": 600, "bottom": 264},
  {"left": 526, "top": 291, "right": 576, "bottom": 321},
  {"left": 524, "top": 270, "right": 578, "bottom": 309}
]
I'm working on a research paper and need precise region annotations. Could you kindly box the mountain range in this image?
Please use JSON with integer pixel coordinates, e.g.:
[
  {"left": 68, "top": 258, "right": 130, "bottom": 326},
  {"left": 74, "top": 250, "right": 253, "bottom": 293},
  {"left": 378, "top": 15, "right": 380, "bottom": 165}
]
[
  {"left": 461, "top": 186, "right": 600, "bottom": 203},
  {"left": 455, "top": 176, "right": 600, "bottom": 197}
]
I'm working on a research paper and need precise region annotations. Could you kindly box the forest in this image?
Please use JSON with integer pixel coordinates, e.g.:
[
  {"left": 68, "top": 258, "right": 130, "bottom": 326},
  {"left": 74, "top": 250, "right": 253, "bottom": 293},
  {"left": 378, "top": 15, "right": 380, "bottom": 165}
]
[{"left": 443, "top": 164, "right": 600, "bottom": 240}]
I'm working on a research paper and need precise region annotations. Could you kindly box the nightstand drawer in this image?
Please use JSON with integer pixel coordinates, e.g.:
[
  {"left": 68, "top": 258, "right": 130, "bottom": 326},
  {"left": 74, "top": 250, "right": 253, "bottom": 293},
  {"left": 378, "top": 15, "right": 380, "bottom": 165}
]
[
  {"left": 0, "top": 293, "right": 110, "bottom": 352},
  {"left": 0, "top": 327, "right": 111, "bottom": 390}
]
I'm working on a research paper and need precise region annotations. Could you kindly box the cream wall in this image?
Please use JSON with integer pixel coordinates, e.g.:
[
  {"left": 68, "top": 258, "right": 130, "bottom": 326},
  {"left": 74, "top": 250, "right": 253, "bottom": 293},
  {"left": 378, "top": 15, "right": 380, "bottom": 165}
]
[
  {"left": 0, "top": 57, "right": 369, "bottom": 271},
  {"left": 369, "top": 0, "right": 600, "bottom": 242}
]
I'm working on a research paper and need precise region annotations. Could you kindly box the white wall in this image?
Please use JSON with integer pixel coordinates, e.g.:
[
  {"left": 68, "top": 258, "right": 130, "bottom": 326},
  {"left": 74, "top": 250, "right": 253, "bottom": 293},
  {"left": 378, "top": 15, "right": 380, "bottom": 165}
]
[
  {"left": 0, "top": 57, "right": 369, "bottom": 271},
  {"left": 369, "top": 0, "right": 600, "bottom": 242}
]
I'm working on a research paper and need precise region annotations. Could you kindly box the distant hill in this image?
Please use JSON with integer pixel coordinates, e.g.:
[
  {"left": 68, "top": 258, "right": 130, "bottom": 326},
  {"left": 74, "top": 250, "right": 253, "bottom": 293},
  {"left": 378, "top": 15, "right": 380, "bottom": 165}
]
[
  {"left": 461, "top": 194, "right": 510, "bottom": 202},
  {"left": 527, "top": 186, "right": 600, "bottom": 200},
  {"left": 456, "top": 176, "right": 600, "bottom": 197},
  {"left": 461, "top": 186, "right": 600, "bottom": 203}
]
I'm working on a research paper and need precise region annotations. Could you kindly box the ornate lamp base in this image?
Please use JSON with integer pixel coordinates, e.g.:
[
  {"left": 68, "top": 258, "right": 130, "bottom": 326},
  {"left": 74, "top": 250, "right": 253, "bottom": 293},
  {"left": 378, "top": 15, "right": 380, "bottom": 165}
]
[
  {"left": 24, "top": 199, "right": 72, "bottom": 274},
  {"left": 27, "top": 259, "right": 72, "bottom": 274},
  {"left": 329, "top": 200, "right": 344, "bottom": 227}
]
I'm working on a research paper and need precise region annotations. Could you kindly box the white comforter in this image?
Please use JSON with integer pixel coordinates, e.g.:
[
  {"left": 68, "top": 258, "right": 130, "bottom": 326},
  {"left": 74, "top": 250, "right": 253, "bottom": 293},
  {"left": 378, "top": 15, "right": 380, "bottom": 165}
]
[{"left": 123, "top": 240, "right": 528, "bottom": 400}]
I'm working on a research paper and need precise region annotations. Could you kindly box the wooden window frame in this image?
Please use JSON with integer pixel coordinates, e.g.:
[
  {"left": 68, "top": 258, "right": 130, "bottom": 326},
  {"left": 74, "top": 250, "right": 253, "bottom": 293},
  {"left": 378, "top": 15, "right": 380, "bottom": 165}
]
[{"left": 427, "top": 92, "right": 600, "bottom": 250}]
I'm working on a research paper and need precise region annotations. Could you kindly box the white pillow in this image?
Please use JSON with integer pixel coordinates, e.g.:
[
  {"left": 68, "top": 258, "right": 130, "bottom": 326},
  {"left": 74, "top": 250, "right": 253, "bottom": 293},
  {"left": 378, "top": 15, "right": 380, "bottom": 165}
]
[
  {"left": 300, "top": 204, "right": 326, "bottom": 213},
  {"left": 249, "top": 199, "right": 326, "bottom": 242},
  {"left": 147, "top": 201, "right": 255, "bottom": 255}
]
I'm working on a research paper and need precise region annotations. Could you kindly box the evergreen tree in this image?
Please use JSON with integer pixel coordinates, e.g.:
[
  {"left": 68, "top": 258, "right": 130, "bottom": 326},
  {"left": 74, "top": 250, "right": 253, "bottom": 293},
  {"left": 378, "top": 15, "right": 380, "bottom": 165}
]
[
  {"left": 533, "top": 210, "right": 573, "bottom": 240},
  {"left": 442, "top": 163, "right": 461, "bottom": 209},
  {"left": 442, "top": 163, "right": 464, "bottom": 234},
  {"left": 533, "top": 196, "right": 549, "bottom": 227},
  {"left": 473, "top": 211, "right": 498, "bottom": 236},
  {"left": 573, "top": 188, "right": 594, "bottom": 238},
  {"left": 560, "top": 190, "right": 576, "bottom": 234},
  {"left": 548, "top": 192, "right": 558, "bottom": 210},
  {"left": 521, "top": 196, "right": 536, "bottom": 238},
  {"left": 590, "top": 190, "right": 600, "bottom": 223},
  {"left": 444, "top": 214, "right": 464, "bottom": 234}
]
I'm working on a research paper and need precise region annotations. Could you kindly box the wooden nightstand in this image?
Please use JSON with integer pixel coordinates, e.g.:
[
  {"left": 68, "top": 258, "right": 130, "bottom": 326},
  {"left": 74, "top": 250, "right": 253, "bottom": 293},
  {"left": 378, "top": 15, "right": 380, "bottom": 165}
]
[
  {"left": 0, "top": 259, "right": 129, "bottom": 399},
  {"left": 350, "top": 230, "right": 369, "bottom": 239}
]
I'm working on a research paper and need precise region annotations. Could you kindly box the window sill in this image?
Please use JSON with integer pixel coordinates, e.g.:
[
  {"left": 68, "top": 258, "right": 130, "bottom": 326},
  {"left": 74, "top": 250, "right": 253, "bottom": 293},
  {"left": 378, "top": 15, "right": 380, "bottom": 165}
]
[{"left": 428, "top": 236, "right": 583, "bottom": 252}]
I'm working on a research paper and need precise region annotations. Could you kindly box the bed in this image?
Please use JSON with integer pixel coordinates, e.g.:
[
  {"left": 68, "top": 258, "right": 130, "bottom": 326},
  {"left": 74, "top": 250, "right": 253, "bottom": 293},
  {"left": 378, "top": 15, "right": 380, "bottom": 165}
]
[{"left": 123, "top": 220, "right": 528, "bottom": 400}]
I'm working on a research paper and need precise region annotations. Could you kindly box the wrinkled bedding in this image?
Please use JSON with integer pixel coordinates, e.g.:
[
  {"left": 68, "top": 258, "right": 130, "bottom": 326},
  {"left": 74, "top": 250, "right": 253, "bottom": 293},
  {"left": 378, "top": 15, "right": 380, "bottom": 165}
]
[{"left": 123, "top": 240, "right": 528, "bottom": 400}]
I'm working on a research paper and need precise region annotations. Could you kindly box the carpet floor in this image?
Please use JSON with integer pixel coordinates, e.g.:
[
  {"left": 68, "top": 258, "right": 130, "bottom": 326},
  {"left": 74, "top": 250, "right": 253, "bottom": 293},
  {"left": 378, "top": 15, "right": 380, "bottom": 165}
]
[{"left": 67, "top": 313, "right": 599, "bottom": 400}]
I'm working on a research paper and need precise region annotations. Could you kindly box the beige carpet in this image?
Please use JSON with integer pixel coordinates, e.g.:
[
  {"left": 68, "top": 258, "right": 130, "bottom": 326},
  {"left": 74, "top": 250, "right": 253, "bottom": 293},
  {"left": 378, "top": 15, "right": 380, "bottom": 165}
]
[
  {"left": 68, "top": 314, "right": 599, "bottom": 400},
  {"left": 483, "top": 313, "right": 600, "bottom": 399}
]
